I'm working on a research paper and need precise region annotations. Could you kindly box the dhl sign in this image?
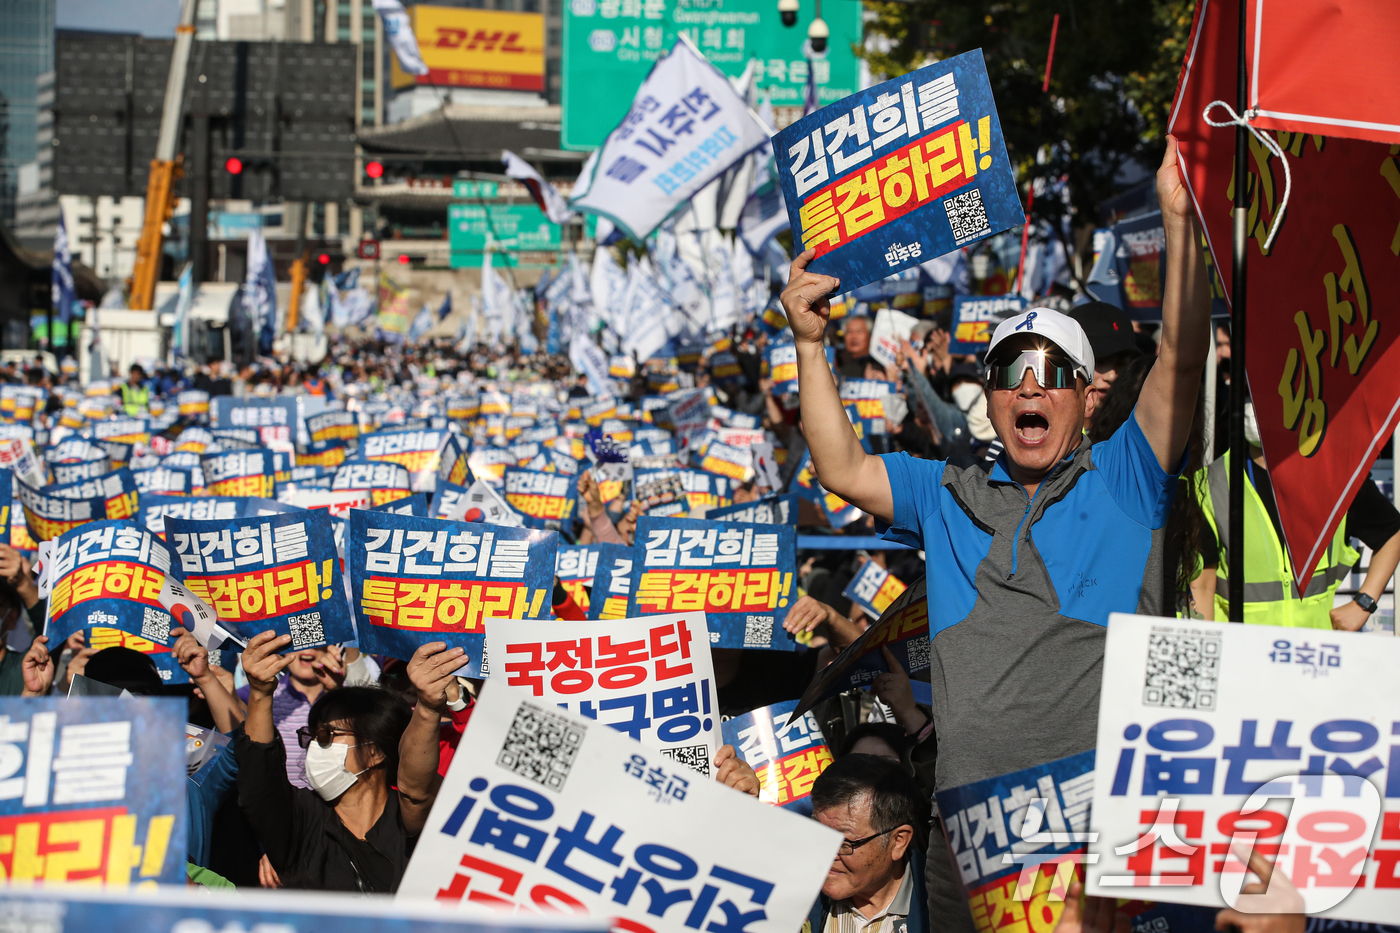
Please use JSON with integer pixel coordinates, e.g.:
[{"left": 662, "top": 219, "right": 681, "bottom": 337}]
[{"left": 393, "top": 6, "right": 544, "bottom": 92}]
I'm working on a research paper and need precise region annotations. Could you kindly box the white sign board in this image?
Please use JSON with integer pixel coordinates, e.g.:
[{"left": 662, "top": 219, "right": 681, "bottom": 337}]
[
  {"left": 486, "top": 611, "right": 719, "bottom": 769},
  {"left": 397, "top": 682, "right": 842, "bottom": 933},
  {"left": 1087, "top": 613, "right": 1399, "bottom": 923},
  {"left": 869, "top": 308, "right": 920, "bottom": 370}
]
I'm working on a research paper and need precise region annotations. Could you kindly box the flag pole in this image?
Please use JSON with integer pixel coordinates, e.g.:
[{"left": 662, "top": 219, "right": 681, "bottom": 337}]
[{"left": 1227, "top": 0, "right": 1248, "bottom": 622}]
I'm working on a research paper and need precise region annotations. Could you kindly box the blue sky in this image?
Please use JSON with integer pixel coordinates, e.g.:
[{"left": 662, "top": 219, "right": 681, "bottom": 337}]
[{"left": 57, "top": 0, "right": 182, "bottom": 36}]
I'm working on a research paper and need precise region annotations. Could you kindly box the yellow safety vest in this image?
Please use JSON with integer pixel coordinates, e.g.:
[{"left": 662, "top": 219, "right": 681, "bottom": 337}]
[
  {"left": 1196, "top": 451, "right": 1357, "bottom": 629},
  {"left": 119, "top": 383, "right": 149, "bottom": 417}
]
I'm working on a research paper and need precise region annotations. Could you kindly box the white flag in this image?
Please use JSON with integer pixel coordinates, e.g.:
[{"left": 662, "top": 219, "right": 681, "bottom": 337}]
[
  {"left": 502, "top": 150, "right": 576, "bottom": 224},
  {"left": 569, "top": 38, "right": 769, "bottom": 241},
  {"left": 569, "top": 334, "right": 614, "bottom": 398},
  {"left": 371, "top": 0, "right": 428, "bottom": 76},
  {"left": 621, "top": 257, "right": 682, "bottom": 362},
  {"left": 589, "top": 245, "right": 627, "bottom": 329}
]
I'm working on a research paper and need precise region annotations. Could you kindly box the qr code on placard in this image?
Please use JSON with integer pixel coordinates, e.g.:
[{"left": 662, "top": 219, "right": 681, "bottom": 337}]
[
  {"left": 141, "top": 607, "right": 172, "bottom": 643},
  {"left": 660, "top": 743, "right": 711, "bottom": 777},
  {"left": 498, "top": 701, "right": 586, "bottom": 792},
  {"left": 744, "top": 614, "right": 773, "bottom": 648},
  {"left": 944, "top": 189, "right": 990, "bottom": 244},
  {"left": 287, "top": 611, "right": 324, "bottom": 650},
  {"left": 1143, "top": 630, "right": 1221, "bottom": 710},
  {"left": 905, "top": 636, "right": 931, "bottom": 673}
]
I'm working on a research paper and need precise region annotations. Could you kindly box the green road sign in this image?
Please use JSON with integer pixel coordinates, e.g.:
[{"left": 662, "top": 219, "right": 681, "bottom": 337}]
[
  {"left": 562, "top": 0, "right": 863, "bottom": 151},
  {"left": 449, "top": 203, "right": 562, "bottom": 268},
  {"left": 452, "top": 180, "right": 500, "bottom": 199}
]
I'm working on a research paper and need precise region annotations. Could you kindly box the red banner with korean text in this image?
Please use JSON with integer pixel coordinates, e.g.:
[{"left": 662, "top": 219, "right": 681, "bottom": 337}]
[{"left": 1170, "top": 0, "right": 1400, "bottom": 587}]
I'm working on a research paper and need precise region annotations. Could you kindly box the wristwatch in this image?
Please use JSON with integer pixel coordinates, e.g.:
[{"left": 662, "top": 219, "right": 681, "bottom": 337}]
[{"left": 1354, "top": 592, "right": 1379, "bottom": 614}]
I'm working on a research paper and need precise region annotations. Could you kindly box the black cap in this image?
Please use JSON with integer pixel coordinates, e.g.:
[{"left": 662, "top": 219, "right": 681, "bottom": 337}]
[
  {"left": 948, "top": 362, "right": 983, "bottom": 384},
  {"left": 1068, "top": 302, "right": 1142, "bottom": 362},
  {"left": 84, "top": 647, "right": 164, "bottom": 696}
]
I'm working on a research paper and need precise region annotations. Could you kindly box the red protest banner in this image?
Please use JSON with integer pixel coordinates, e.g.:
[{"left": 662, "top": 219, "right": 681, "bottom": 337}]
[{"left": 1170, "top": 0, "right": 1400, "bottom": 587}]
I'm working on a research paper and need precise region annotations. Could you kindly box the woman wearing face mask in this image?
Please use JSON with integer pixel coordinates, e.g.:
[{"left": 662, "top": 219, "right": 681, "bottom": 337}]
[
  {"left": 236, "top": 630, "right": 440, "bottom": 893},
  {"left": 897, "top": 341, "right": 998, "bottom": 465}
]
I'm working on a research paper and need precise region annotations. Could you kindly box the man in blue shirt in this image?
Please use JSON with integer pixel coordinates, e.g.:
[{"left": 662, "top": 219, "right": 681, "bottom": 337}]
[{"left": 781, "top": 139, "right": 1211, "bottom": 929}]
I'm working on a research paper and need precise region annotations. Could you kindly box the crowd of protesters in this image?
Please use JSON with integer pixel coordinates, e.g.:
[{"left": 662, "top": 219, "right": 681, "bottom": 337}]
[{"left": 0, "top": 144, "right": 1333, "bottom": 933}]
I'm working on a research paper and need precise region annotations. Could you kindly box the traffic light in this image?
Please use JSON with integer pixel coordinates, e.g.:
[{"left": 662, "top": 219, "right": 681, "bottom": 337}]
[
  {"left": 365, "top": 161, "right": 384, "bottom": 179},
  {"left": 317, "top": 253, "right": 330, "bottom": 265},
  {"left": 225, "top": 156, "right": 243, "bottom": 175},
  {"left": 397, "top": 254, "right": 410, "bottom": 265}
]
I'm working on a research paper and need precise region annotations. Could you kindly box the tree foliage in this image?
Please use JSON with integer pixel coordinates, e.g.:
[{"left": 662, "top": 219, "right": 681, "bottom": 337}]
[{"left": 860, "top": 0, "right": 1197, "bottom": 225}]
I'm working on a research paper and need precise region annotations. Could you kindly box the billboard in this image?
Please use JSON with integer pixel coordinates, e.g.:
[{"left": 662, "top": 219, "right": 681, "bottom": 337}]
[
  {"left": 392, "top": 6, "right": 546, "bottom": 92},
  {"left": 562, "top": 0, "right": 863, "bottom": 150}
]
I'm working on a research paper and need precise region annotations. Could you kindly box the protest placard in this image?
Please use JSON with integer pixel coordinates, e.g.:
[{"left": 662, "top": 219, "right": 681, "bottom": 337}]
[
  {"left": 306, "top": 409, "right": 361, "bottom": 446},
  {"left": 635, "top": 469, "right": 732, "bottom": 516},
  {"left": 936, "top": 750, "right": 1097, "bottom": 932},
  {"left": 42, "top": 520, "right": 191, "bottom": 681},
  {"left": 18, "top": 471, "right": 138, "bottom": 542},
  {"left": 165, "top": 509, "right": 353, "bottom": 651},
  {"left": 51, "top": 456, "right": 111, "bottom": 485},
  {"left": 774, "top": 49, "right": 1020, "bottom": 293},
  {"left": 440, "top": 432, "right": 472, "bottom": 487},
  {"left": 0, "top": 435, "right": 47, "bottom": 488},
  {"left": 695, "top": 441, "right": 753, "bottom": 485},
  {"left": 790, "top": 579, "right": 930, "bottom": 721},
  {"left": 347, "top": 512, "right": 556, "bottom": 677},
  {"left": 843, "top": 560, "right": 908, "bottom": 619},
  {"left": 503, "top": 467, "right": 578, "bottom": 530},
  {"left": 588, "top": 546, "right": 634, "bottom": 622},
  {"left": 708, "top": 494, "right": 800, "bottom": 525},
  {"left": 92, "top": 418, "right": 151, "bottom": 446},
  {"left": 629, "top": 516, "right": 796, "bottom": 651},
  {"left": 0, "top": 695, "right": 187, "bottom": 885},
  {"left": 949, "top": 294, "right": 1026, "bottom": 354},
  {"left": 361, "top": 427, "right": 446, "bottom": 492},
  {"left": 487, "top": 611, "right": 720, "bottom": 772},
  {"left": 469, "top": 447, "right": 517, "bottom": 486},
  {"left": 333, "top": 458, "right": 414, "bottom": 506},
  {"left": 200, "top": 448, "right": 276, "bottom": 498},
  {"left": 211, "top": 397, "right": 298, "bottom": 452},
  {"left": 395, "top": 682, "right": 842, "bottom": 931},
  {"left": 297, "top": 440, "right": 350, "bottom": 469},
  {"left": 722, "top": 700, "right": 833, "bottom": 815},
  {"left": 138, "top": 494, "right": 242, "bottom": 535},
  {"left": 1, "top": 385, "right": 46, "bottom": 421},
  {"left": 177, "top": 389, "right": 210, "bottom": 418},
  {"left": 1086, "top": 614, "right": 1400, "bottom": 923},
  {"left": 1, "top": 885, "right": 610, "bottom": 933},
  {"left": 870, "top": 308, "right": 922, "bottom": 369},
  {"left": 132, "top": 466, "right": 193, "bottom": 496}
]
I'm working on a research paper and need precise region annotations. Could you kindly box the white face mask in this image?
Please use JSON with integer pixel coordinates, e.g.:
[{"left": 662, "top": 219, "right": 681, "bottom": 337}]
[
  {"left": 951, "top": 383, "right": 982, "bottom": 413},
  {"left": 304, "top": 740, "right": 369, "bottom": 801},
  {"left": 1244, "top": 401, "right": 1261, "bottom": 447}
]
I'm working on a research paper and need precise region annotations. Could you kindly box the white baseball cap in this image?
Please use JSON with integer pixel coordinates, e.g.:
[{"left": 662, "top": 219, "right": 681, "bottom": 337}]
[{"left": 985, "top": 307, "right": 1095, "bottom": 384}]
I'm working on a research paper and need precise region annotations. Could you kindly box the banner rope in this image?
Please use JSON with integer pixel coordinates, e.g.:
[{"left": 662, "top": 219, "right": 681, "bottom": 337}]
[{"left": 1202, "top": 101, "right": 1292, "bottom": 252}]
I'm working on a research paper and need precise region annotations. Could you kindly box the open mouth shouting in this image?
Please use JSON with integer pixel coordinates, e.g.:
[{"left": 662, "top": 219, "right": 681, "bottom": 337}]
[{"left": 1014, "top": 410, "right": 1050, "bottom": 446}]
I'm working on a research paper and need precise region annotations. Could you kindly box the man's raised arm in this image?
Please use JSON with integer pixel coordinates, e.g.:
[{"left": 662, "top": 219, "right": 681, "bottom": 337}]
[
  {"left": 1136, "top": 136, "right": 1213, "bottom": 470},
  {"left": 781, "top": 249, "right": 894, "bottom": 523}
]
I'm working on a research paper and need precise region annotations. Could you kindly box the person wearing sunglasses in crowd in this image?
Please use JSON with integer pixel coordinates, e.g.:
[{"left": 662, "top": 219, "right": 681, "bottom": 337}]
[
  {"left": 235, "top": 630, "right": 454, "bottom": 893},
  {"left": 781, "top": 138, "right": 1211, "bottom": 932}
]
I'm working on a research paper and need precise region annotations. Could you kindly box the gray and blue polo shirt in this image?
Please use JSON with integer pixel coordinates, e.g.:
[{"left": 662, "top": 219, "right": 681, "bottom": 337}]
[{"left": 879, "top": 408, "right": 1180, "bottom": 792}]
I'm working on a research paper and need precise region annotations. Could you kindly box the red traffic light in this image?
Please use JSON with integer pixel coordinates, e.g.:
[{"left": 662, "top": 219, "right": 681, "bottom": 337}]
[
  {"left": 366, "top": 161, "right": 384, "bottom": 179},
  {"left": 397, "top": 254, "right": 410, "bottom": 265},
  {"left": 317, "top": 253, "right": 330, "bottom": 265},
  {"left": 225, "top": 157, "right": 243, "bottom": 175}
]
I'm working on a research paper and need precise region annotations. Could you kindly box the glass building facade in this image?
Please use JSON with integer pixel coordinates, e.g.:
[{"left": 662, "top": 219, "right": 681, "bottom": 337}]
[{"left": 0, "top": 0, "right": 56, "bottom": 222}]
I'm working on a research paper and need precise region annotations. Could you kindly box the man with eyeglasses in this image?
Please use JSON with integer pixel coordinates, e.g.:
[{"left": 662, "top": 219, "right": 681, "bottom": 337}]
[
  {"left": 803, "top": 755, "right": 928, "bottom": 933},
  {"left": 780, "top": 140, "right": 1210, "bottom": 930}
]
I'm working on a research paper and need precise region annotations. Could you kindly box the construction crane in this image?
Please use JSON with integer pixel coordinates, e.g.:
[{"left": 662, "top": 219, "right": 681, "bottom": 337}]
[{"left": 128, "top": 0, "right": 198, "bottom": 311}]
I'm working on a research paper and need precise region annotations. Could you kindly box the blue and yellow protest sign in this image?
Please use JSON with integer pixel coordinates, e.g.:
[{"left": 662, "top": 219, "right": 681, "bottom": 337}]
[
  {"left": 347, "top": 512, "right": 556, "bottom": 675},
  {"left": 305, "top": 409, "right": 360, "bottom": 446},
  {"left": 722, "top": 700, "right": 834, "bottom": 815},
  {"left": 92, "top": 418, "right": 151, "bottom": 446},
  {"left": 200, "top": 448, "right": 276, "bottom": 498},
  {"left": 333, "top": 459, "right": 413, "bottom": 506},
  {"left": 177, "top": 389, "right": 210, "bottom": 418},
  {"left": 843, "top": 560, "right": 909, "bottom": 619},
  {"left": 0, "top": 695, "right": 187, "bottom": 885},
  {"left": 949, "top": 294, "right": 1026, "bottom": 355},
  {"left": 438, "top": 432, "right": 472, "bottom": 487},
  {"left": 43, "top": 520, "right": 187, "bottom": 681},
  {"left": 503, "top": 467, "right": 578, "bottom": 529},
  {"left": 211, "top": 397, "right": 297, "bottom": 450},
  {"left": 587, "top": 545, "right": 634, "bottom": 621},
  {"left": 297, "top": 440, "right": 350, "bottom": 469},
  {"left": 774, "top": 49, "right": 1021, "bottom": 293},
  {"left": 165, "top": 509, "right": 353, "bottom": 651},
  {"left": 132, "top": 466, "right": 194, "bottom": 496},
  {"left": 710, "top": 493, "right": 800, "bottom": 525},
  {"left": 360, "top": 427, "right": 446, "bottom": 491},
  {"left": 629, "top": 515, "right": 797, "bottom": 650},
  {"left": 138, "top": 494, "right": 242, "bottom": 536},
  {"left": 18, "top": 471, "right": 139, "bottom": 542}
]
